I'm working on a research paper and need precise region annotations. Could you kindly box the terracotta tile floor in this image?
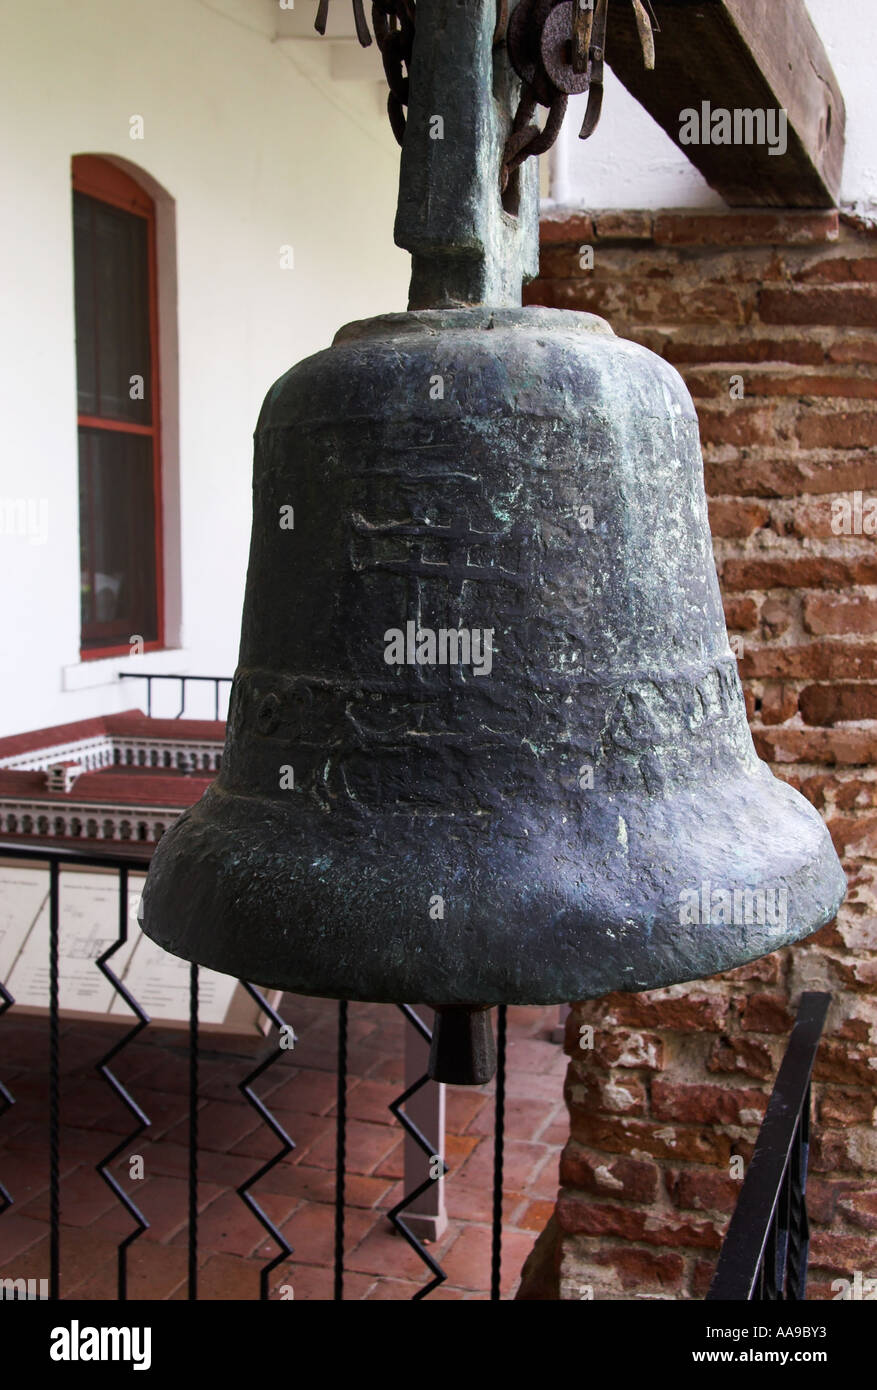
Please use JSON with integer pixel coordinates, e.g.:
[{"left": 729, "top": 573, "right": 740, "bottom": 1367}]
[{"left": 0, "top": 997, "right": 567, "bottom": 1299}]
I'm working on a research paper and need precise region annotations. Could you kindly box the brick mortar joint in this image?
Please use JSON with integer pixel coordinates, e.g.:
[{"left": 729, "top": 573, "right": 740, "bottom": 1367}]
[{"left": 539, "top": 207, "right": 845, "bottom": 249}]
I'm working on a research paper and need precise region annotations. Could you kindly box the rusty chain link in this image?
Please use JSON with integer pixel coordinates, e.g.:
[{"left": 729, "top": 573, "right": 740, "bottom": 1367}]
[
  {"left": 502, "top": 0, "right": 657, "bottom": 190},
  {"left": 314, "top": 0, "right": 657, "bottom": 186},
  {"left": 316, "top": 2, "right": 416, "bottom": 145}
]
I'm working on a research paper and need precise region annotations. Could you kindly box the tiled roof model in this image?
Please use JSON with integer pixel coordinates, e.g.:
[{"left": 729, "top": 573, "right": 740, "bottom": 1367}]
[
  {"left": 0, "top": 710, "right": 224, "bottom": 850},
  {"left": 0, "top": 709, "right": 225, "bottom": 759},
  {"left": 0, "top": 769, "right": 213, "bottom": 807}
]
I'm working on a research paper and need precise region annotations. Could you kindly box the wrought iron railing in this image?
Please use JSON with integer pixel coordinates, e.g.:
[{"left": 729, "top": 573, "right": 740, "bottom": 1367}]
[
  {"left": 117, "top": 671, "right": 232, "bottom": 721},
  {"left": 0, "top": 841, "right": 508, "bottom": 1300},
  {"left": 0, "top": 704, "right": 831, "bottom": 1306},
  {"left": 706, "top": 990, "right": 830, "bottom": 1302}
]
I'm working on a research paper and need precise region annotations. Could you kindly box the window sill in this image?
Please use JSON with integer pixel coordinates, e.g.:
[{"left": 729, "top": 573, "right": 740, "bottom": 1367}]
[{"left": 62, "top": 647, "right": 193, "bottom": 693}]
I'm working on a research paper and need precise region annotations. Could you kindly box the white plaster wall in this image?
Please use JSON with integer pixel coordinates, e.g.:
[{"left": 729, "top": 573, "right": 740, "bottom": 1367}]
[
  {"left": 0, "top": 0, "right": 408, "bottom": 735},
  {"left": 551, "top": 0, "right": 876, "bottom": 213},
  {"left": 549, "top": 65, "right": 725, "bottom": 212},
  {"left": 805, "top": 0, "right": 877, "bottom": 213}
]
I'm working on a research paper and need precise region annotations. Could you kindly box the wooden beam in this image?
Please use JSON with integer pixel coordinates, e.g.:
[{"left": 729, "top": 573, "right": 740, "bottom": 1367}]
[{"left": 605, "top": 0, "right": 845, "bottom": 208}]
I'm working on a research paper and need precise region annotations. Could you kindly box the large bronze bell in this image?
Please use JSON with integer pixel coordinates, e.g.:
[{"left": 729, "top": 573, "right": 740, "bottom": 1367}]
[{"left": 139, "top": 1, "right": 845, "bottom": 1081}]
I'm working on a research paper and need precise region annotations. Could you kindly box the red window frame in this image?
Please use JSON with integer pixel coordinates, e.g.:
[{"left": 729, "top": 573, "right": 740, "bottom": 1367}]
[{"left": 73, "top": 154, "right": 165, "bottom": 660}]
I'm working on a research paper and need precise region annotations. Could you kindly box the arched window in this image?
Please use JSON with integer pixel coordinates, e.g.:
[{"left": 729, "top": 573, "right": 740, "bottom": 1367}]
[{"left": 72, "top": 155, "right": 163, "bottom": 657}]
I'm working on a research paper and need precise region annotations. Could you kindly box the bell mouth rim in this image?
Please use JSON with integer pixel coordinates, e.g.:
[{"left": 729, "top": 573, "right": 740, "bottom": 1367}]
[
  {"left": 139, "top": 774, "right": 846, "bottom": 1009},
  {"left": 332, "top": 305, "right": 615, "bottom": 346}
]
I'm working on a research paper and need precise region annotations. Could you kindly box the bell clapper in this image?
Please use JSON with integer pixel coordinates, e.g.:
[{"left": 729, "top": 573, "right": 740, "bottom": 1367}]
[{"left": 428, "top": 1005, "right": 497, "bottom": 1086}]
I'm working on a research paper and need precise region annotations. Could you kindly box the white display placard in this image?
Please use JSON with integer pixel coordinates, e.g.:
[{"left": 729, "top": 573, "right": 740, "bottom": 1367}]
[{"left": 0, "top": 865, "right": 249, "bottom": 1029}]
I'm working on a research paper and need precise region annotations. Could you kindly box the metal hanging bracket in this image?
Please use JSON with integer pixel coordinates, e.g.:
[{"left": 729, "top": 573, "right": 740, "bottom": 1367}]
[
  {"left": 311, "top": 1, "right": 658, "bottom": 308},
  {"left": 394, "top": 0, "right": 540, "bottom": 309}
]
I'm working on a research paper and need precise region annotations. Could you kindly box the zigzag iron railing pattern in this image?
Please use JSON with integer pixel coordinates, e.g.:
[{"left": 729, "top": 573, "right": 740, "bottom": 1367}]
[
  {"left": 94, "top": 863, "right": 151, "bottom": 1300},
  {"left": 0, "top": 841, "right": 518, "bottom": 1301},
  {"left": 387, "top": 1004, "right": 449, "bottom": 1301},
  {"left": 236, "top": 982, "right": 297, "bottom": 1300}
]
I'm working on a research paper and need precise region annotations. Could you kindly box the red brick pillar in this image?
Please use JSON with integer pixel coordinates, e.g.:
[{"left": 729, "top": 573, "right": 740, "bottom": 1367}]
[{"left": 519, "top": 209, "right": 877, "bottom": 1300}]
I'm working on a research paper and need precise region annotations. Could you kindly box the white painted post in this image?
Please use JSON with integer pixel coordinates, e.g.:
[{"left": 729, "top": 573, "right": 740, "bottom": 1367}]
[{"left": 402, "top": 1006, "right": 448, "bottom": 1243}]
